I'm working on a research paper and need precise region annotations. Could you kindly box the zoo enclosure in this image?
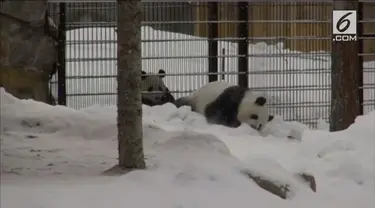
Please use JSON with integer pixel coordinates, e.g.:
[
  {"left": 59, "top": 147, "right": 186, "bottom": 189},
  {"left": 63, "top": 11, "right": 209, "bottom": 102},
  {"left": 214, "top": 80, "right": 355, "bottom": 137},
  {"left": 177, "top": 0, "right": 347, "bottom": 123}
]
[{"left": 47, "top": 1, "right": 375, "bottom": 129}]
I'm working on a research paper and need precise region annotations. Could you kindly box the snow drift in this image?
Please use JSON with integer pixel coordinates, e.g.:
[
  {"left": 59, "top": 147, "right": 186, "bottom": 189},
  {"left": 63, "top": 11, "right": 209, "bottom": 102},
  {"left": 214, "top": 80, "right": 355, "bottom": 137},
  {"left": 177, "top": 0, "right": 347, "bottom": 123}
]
[{"left": 1, "top": 87, "right": 374, "bottom": 208}]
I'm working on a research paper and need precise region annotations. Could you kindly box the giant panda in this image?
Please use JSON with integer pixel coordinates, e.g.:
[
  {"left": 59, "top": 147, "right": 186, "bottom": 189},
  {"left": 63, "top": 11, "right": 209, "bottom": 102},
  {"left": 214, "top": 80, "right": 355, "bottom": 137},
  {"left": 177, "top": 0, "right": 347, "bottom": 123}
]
[
  {"left": 174, "top": 81, "right": 274, "bottom": 131},
  {"left": 141, "top": 69, "right": 175, "bottom": 106}
]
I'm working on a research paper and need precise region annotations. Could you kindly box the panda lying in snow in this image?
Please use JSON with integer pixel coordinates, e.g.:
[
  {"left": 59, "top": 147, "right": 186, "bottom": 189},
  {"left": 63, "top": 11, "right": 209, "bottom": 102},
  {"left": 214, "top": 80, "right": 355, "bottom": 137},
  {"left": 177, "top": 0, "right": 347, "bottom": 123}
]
[
  {"left": 174, "top": 81, "right": 275, "bottom": 132},
  {"left": 141, "top": 69, "right": 175, "bottom": 106}
]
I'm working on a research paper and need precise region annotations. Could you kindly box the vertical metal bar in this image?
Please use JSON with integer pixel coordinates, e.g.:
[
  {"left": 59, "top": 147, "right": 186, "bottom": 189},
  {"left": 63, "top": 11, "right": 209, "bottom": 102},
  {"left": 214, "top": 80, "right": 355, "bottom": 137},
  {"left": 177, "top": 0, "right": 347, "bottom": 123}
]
[
  {"left": 221, "top": 48, "right": 225, "bottom": 80},
  {"left": 57, "top": 3, "right": 66, "bottom": 106},
  {"left": 357, "top": 1, "right": 364, "bottom": 115},
  {"left": 330, "top": 0, "right": 360, "bottom": 131},
  {"left": 238, "top": 2, "right": 248, "bottom": 87},
  {"left": 208, "top": 2, "right": 218, "bottom": 82}
]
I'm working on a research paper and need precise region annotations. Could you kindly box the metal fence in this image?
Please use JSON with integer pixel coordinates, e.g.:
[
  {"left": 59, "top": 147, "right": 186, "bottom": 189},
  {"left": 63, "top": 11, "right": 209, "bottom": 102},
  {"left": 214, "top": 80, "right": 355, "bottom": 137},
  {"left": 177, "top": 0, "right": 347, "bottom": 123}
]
[{"left": 47, "top": 1, "right": 375, "bottom": 129}]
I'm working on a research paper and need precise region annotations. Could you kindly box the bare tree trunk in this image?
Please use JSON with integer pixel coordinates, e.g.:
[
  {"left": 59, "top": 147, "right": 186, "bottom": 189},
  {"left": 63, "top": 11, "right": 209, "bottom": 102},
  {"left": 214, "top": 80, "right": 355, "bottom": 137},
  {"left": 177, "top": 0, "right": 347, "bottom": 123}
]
[{"left": 104, "top": 0, "right": 145, "bottom": 174}]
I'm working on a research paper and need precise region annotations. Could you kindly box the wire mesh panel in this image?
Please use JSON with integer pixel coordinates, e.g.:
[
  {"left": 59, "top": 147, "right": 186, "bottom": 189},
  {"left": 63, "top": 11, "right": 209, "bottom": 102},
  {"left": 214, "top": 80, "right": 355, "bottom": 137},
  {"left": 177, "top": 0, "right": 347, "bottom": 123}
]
[
  {"left": 360, "top": 2, "right": 375, "bottom": 115},
  {"left": 142, "top": 2, "right": 208, "bottom": 98},
  {"left": 192, "top": 2, "right": 334, "bottom": 128},
  {"left": 47, "top": 3, "right": 60, "bottom": 105},
  {"left": 247, "top": 2, "right": 332, "bottom": 128},
  {"left": 46, "top": 1, "right": 375, "bottom": 129}
]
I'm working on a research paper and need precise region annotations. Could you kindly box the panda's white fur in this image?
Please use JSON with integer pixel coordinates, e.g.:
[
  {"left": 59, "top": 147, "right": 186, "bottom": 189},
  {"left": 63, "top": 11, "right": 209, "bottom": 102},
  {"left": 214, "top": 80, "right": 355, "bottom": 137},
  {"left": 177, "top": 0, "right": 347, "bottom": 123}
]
[
  {"left": 175, "top": 81, "right": 274, "bottom": 131},
  {"left": 187, "top": 81, "right": 233, "bottom": 113}
]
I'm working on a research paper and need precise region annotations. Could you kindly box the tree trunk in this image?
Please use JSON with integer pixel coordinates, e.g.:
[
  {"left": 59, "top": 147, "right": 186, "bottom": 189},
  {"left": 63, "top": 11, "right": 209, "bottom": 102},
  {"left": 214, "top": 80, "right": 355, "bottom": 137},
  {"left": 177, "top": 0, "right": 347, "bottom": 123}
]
[
  {"left": 330, "top": 0, "right": 361, "bottom": 132},
  {"left": 116, "top": 0, "right": 145, "bottom": 170}
]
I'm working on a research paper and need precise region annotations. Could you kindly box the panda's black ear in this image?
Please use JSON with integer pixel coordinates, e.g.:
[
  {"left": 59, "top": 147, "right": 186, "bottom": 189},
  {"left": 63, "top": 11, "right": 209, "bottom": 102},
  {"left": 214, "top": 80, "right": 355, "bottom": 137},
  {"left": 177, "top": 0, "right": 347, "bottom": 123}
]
[
  {"left": 141, "top": 71, "right": 147, "bottom": 80},
  {"left": 254, "top": 96, "right": 267, "bottom": 106},
  {"left": 268, "top": 115, "right": 274, "bottom": 122},
  {"left": 158, "top": 69, "right": 166, "bottom": 78}
]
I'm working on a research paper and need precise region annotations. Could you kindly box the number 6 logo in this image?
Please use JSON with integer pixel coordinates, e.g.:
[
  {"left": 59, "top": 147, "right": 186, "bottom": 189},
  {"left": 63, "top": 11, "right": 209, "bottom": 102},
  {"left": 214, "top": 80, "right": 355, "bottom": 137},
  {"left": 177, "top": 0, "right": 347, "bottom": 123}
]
[{"left": 336, "top": 12, "right": 353, "bottom": 33}]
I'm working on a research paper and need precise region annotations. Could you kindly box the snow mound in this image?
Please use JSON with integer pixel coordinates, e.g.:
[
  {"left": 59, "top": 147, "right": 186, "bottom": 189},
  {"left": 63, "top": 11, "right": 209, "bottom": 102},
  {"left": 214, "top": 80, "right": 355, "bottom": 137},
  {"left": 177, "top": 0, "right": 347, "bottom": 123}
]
[
  {"left": 1, "top": 88, "right": 374, "bottom": 208},
  {"left": 0, "top": 88, "right": 117, "bottom": 140}
]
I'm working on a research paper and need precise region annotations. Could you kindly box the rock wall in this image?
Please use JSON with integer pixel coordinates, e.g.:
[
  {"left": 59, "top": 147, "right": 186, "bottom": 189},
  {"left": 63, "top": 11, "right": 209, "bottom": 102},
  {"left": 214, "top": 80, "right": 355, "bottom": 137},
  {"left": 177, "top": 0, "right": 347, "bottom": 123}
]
[{"left": 0, "top": 0, "right": 57, "bottom": 104}]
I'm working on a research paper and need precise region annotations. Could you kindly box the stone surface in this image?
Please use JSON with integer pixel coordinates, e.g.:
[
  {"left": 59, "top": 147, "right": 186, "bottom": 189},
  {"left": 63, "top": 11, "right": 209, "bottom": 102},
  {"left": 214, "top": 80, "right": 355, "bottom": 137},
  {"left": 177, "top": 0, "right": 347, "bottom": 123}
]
[
  {"left": 0, "top": 67, "right": 49, "bottom": 102},
  {"left": 0, "top": 0, "right": 57, "bottom": 104},
  {"left": 295, "top": 172, "right": 317, "bottom": 192},
  {"left": 240, "top": 158, "right": 317, "bottom": 199},
  {"left": 241, "top": 170, "right": 291, "bottom": 199}
]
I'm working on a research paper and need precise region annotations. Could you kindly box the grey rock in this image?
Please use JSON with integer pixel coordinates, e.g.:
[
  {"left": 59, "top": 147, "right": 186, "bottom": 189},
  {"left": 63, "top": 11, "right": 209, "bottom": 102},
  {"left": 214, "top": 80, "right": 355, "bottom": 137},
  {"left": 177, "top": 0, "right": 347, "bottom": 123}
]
[
  {"left": 0, "top": 0, "right": 57, "bottom": 104},
  {"left": 241, "top": 169, "right": 291, "bottom": 199},
  {"left": 295, "top": 172, "right": 317, "bottom": 192}
]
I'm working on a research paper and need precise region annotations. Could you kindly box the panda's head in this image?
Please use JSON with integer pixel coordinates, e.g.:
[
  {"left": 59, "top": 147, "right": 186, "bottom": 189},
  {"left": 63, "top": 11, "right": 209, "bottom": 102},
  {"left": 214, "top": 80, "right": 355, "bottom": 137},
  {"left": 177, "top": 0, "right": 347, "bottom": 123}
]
[
  {"left": 237, "top": 92, "right": 275, "bottom": 131},
  {"left": 141, "top": 69, "right": 175, "bottom": 106}
]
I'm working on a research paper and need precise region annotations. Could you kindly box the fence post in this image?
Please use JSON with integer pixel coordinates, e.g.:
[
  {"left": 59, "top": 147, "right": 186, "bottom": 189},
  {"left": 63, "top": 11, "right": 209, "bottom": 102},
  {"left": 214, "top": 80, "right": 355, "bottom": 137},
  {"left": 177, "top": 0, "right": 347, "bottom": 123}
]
[
  {"left": 357, "top": 1, "right": 364, "bottom": 115},
  {"left": 221, "top": 48, "right": 225, "bottom": 80},
  {"left": 330, "top": 0, "right": 361, "bottom": 131},
  {"left": 237, "top": 2, "right": 248, "bottom": 88},
  {"left": 208, "top": 2, "right": 218, "bottom": 82},
  {"left": 57, "top": 2, "right": 66, "bottom": 106}
]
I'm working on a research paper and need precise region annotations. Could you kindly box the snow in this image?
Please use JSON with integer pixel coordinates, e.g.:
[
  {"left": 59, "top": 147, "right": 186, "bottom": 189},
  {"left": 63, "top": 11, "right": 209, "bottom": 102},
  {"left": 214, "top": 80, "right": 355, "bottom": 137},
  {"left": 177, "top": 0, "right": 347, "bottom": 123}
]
[
  {"left": 1, "top": 86, "right": 374, "bottom": 208},
  {"left": 50, "top": 26, "right": 375, "bottom": 127},
  {"left": 2, "top": 26, "right": 374, "bottom": 208}
]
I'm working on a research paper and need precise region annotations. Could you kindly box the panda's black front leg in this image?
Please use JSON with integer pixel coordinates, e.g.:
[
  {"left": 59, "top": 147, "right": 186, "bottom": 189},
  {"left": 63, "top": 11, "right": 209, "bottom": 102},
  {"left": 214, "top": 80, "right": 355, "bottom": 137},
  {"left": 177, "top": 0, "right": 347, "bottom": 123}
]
[
  {"left": 142, "top": 97, "right": 155, "bottom": 106},
  {"left": 227, "top": 118, "right": 241, "bottom": 128},
  {"left": 220, "top": 108, "right": 241, "bottom": 128},
  {"left": 220, "top": 114, "right": 241, "bottom": 128},
  {"left": 205, "top": 113, "right": 222, "bottom": 126},
  {"left": 207, "top": 112, "right": 240, "bottom": 128}
]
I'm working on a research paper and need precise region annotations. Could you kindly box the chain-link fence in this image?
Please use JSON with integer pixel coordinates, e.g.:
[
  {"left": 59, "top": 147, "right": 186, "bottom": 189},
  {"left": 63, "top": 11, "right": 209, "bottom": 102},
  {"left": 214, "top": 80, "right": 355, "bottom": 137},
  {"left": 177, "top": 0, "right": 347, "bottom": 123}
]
[{"left": 47, "top": 1, "right": 375, "bottom": 129}]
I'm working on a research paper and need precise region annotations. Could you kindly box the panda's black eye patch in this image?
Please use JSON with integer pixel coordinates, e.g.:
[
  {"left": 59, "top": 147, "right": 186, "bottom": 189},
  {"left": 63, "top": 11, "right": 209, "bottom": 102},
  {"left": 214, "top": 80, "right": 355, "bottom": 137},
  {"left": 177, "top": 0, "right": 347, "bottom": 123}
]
[
  {"left": 250, "top": 114, "right": 258, "bottom": 120},
  {"left": 147, "top": 87, "right": 153, "bottom": 92}
]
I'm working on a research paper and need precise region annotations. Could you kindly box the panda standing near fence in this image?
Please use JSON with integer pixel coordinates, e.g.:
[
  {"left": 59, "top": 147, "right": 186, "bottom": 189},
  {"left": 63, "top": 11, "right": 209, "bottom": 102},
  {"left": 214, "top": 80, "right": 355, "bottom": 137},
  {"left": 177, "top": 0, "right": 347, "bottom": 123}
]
[
  {"left": 174, "top": 81, "right": 275, "bottom": 132},
  {"left": 141, "top": 69, "right": 175, "bottom": 106}
]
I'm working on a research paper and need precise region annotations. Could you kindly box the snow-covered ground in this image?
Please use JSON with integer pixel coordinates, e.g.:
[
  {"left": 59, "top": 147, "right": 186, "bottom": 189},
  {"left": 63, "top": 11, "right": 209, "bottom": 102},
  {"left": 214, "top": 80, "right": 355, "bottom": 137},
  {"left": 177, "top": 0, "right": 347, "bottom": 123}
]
[
  {"left": 51, "top": 26, "right": 375, "bottom": 127},
  {"left": 1, "top": 87, "right": 374, "bottom": 208}
]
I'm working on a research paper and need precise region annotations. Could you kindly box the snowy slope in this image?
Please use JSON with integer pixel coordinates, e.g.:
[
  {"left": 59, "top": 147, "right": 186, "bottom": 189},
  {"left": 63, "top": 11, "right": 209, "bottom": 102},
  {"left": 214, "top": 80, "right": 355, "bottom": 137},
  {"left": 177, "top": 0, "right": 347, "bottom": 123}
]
[{"left": 1, "top": 88, "right": 374, "bottom": 208}]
